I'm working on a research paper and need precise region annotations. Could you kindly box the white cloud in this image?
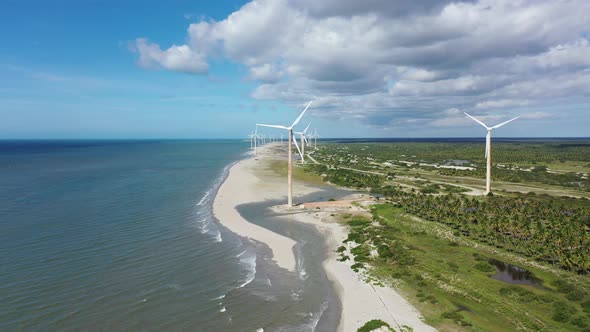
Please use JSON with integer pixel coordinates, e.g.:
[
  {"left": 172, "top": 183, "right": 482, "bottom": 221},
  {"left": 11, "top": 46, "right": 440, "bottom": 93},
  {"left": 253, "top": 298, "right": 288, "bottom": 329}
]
[
  {"left": 249, "top": 63, "right": 283, "bottom": 82},
  {"left": 135, "top": 38, "right": 208, "bottom": 74},
  {"left": 134, "top": 0, "right": 590, "bottom": 129},
  {"left": 475, "top": 99, "right": 529, "bottom": 109}
]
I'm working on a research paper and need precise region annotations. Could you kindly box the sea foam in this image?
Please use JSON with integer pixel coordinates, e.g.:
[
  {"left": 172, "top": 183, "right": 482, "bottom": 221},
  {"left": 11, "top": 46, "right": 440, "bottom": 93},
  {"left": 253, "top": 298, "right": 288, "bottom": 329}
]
[{"left": 237, "top": 252, "right": 257, "bottom": 288}]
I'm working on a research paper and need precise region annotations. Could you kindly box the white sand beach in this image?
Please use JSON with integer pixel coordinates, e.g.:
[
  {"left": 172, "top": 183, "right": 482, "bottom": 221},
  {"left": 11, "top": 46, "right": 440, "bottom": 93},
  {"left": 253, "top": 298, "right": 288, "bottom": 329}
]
[
  {"left": 212, "top": 146, "right": 299, "bottom": 271},
  {"left": 213, "top": 144, "right": 436, "bottom": 331}
]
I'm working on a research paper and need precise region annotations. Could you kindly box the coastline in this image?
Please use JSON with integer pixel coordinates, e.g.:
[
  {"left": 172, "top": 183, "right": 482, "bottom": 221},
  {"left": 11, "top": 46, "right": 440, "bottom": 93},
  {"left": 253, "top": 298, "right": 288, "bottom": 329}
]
[
  {"left": 287, "top": 210, "right": 437, "bottom": 332},
  {"left": 212, "top": 145, "right": 298, "bottom": 271},
  {"left": 213, "top": 143, "right": 435, "bottom": 331}
]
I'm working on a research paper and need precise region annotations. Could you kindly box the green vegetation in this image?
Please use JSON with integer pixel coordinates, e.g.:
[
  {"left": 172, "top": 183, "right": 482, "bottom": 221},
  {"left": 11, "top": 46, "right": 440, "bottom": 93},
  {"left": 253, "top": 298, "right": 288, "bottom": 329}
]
[
  {"left": 298, "top": 140, "right": 590, "bottom": 331},
  {"left": 310, "top": 141, "right": 590, "bottom": 192},
  {"left": 357, "top": 319, "right": 393, "bottom": 332},
  {"left": 266, "top": 160, "right": 325, "bottom": 185},
  {"left": 438, "top": 166, "right": 589, "bottom": 192},
  {"left": 305, "top": 163, "right": 384, "bottom": 189},
  {"left": 357, "top": 319, "right": 412, "bottom": 332},
  {"left": 305, "top": 142, "right": 590, "bottom": 274},
  {"left": 343, "top": 206, "right": 590, "bottom": 331},
  {"left": 391, "top": 193, "right": 589, "bottom": 273}
]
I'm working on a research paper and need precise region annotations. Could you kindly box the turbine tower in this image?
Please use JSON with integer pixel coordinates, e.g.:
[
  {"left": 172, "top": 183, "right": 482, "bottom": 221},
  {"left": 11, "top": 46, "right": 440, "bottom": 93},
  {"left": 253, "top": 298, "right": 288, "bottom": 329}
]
[
  {"left": 257, "top": 101, "right": 313, "bottom": 207},
  {"left": 464, "top": 112, "right": 519, "bottom": 195}
]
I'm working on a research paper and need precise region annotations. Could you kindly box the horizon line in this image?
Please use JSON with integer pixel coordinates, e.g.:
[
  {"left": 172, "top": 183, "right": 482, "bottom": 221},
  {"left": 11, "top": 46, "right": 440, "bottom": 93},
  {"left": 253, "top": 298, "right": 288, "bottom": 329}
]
[{"left": 1, "top": 136, "right": 589, "bottom": 140}]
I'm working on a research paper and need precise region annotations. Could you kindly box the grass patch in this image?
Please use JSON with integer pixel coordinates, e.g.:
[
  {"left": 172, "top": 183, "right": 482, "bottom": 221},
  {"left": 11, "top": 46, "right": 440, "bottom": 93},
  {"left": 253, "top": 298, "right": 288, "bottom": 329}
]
[
  {"left": 357, "top": 319, "right": 393, "bottom": 332},
  {"left": 266, "top": 160, "right": 325, "bottom": 185}
]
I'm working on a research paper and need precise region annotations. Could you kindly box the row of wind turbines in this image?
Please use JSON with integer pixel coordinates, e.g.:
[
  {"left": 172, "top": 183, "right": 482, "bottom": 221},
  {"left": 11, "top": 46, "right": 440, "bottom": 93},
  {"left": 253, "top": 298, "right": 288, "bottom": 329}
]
[
  {"left": 247, "top": 119, "right": 321, "bottom": 159},
  {"left": 247, "top": 100, "right": 519, "bottom": 207}
]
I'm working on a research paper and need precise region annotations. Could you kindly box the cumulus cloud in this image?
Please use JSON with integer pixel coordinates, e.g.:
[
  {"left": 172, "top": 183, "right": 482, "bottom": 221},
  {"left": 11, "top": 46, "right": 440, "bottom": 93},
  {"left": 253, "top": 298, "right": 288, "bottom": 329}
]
[
  {"left": 134, "top": 0, "right": 590, "bottom": 129},
  {"left": 135, "top": 38, "right": 208, "bottom": 74}
]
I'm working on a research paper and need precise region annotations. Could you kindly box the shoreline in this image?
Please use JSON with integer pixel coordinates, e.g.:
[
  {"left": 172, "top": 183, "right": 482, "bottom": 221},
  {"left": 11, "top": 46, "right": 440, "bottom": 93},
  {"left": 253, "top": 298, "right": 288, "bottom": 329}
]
[
  {"left": 212, "top": 145, "right": 298, "bottom": 271},
  {"left": 286, "top": 209, "right": 437, "bottom": 332},
  {"left": 213, "top": 143, "right": 435, "bottom": 331}
]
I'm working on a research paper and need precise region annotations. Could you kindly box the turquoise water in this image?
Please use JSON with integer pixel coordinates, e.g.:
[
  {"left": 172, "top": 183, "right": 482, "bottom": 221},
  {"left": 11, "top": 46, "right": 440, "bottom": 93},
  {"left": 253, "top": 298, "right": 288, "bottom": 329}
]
[{"left": 0, "top": 140, "right": 347, "bottom": 331}]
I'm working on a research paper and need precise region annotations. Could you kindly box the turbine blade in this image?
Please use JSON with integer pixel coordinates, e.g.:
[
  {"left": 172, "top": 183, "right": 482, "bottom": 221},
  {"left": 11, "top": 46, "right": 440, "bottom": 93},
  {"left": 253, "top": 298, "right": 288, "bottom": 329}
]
[
  {"left": 303, "top": 122, "right": 311, "bottom": 134},
  {"left": 257, "top": 124, "right": 288, "bottom": 130},
  {"left": 292, "top": 135, "right": 303, "bottom": 158},
  {"left": 491, "top": 116, "right": 520, "bottom": 129},
  {"left": 289, "top": 101, "right": 313, "bottom": 129},
  {"left": 464, "top": 112, "right": 489, "bottom": 129}
]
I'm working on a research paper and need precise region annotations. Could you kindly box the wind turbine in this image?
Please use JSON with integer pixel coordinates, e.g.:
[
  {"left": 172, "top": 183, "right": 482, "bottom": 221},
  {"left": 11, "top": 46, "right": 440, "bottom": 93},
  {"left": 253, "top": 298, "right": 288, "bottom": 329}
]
[
  {"left": 247, "top": 132, "right": 254, "bottom": 150},
  {"left": 294, "top": 123, "right": 311, "bottom": 163},
  {"left": 257, "top": 101, "right": 313, "bottom": 207},
  {"left": 251, "top": 125, "right": 262, "bottom": 155},
  {"left": 310, "top": 128, "right": 321, "bottom": 148},
  {"left": 464, "top": 112, "right": 519, "bottom": 195}
]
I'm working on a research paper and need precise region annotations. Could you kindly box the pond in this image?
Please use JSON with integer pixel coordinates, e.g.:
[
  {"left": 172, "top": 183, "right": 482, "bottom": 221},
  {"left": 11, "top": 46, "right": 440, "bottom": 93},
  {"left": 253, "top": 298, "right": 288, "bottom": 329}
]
[{"left": 488, "top": 258, "right": 544, "bottom": 288}]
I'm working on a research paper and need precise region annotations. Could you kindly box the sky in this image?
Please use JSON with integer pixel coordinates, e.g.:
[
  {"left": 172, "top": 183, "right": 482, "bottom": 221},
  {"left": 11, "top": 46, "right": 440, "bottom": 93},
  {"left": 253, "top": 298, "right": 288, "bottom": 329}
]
[{"left": 1, "top": 0, "right": 589, "bottom": 139}]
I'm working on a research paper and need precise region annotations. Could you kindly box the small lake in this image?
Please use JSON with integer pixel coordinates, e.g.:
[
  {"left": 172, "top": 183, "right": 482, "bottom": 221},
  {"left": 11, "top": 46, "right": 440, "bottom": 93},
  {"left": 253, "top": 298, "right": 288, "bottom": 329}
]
[{"left": 488, "top": 258, "right": 544, "bottom": 288}]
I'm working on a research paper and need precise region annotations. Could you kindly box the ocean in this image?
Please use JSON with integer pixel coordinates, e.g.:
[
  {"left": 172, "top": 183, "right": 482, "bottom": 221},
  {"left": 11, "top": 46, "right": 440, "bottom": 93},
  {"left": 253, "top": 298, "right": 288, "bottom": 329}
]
[{"left": 0, "top": 140, "right": 347, "bottom": 331}]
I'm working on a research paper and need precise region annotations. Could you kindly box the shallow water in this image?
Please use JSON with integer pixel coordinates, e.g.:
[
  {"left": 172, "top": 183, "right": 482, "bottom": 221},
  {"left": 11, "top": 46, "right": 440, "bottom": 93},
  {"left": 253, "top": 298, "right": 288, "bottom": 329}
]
[{"left": 488, "top": 258, "right": 544, "bottom": 287}]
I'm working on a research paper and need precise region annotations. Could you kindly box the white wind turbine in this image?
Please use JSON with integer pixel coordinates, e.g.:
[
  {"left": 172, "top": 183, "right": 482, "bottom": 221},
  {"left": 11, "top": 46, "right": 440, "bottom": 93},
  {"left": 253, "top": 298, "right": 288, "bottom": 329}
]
[
  {"left": 464, "top": 112, "right": 519, "bottom": 195},
  {"left": 294, "top": 123, "right": 311, "bottom": 163},
  {"left": 252, "top": 125, "right": 262, "bottom": 155},
  {"left": 312, "top": 128, "right": 321, "bottom": 148},
  {"left": 247, "top": 132, "right": 255, "bottom": 150},
  {"left": 257, "top": 101, "right": 313, "bottom": 207},
  {"left": 308, "top": 128, "right": 321, "bottom": 149}
]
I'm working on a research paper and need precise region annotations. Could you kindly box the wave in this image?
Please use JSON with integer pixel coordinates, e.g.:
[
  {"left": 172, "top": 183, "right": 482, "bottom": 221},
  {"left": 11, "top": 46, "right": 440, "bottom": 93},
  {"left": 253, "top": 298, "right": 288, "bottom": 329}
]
[
  {"left": 199, "top": 224, "right": 210, "bottom": 234},
  {"left": 237, "top": 251, "right": 257, "bottom": 288},
  {"left": 290, "top": 290, "right": 301, "bottom": 301},
  {"left": 212, "top": 294, "right": 226, "bottom": 300},
  {"left": 195, "top": 191, "right": 210, "bottom": 206},
  {"left": 281, "top": 299, "right": 329, "bottom": 332},
  {"left": 193, "top": 162, "right": 237, "bottom": 241},
  {"left": 214, "top": 230, "right": 222, "bottom": 243},
  {"left": 219, "top": 306, "right": 226, "bottom": 313},
  {"left": 307, "top": 299, "right": 329, "bottom": 331}
]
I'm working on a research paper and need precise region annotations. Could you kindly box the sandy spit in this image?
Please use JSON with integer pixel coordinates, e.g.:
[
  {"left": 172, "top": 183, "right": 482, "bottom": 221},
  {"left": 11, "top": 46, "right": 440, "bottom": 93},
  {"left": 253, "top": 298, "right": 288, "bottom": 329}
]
[{"left": 212, "top": 145, "right": 298, "bottom": 271}]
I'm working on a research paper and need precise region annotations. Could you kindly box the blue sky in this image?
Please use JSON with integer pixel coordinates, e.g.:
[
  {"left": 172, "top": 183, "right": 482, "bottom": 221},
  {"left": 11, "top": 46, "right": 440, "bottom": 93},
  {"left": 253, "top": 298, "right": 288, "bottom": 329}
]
[{"left": 1, "top": 0, "right": 589, "bottom": 138}]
